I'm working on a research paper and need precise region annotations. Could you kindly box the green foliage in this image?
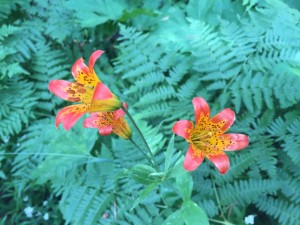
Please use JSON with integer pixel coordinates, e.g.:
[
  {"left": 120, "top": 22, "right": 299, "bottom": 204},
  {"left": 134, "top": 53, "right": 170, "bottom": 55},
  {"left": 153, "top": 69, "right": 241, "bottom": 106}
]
[
  {"left": 1, "top": 0, "right": 300, "bottom": 224},
  {"left": 255, "top": 196, "right": 300, "bottom": 225},
  {"left": 0, "top": 78, "right": 36, "bottom": 140}
]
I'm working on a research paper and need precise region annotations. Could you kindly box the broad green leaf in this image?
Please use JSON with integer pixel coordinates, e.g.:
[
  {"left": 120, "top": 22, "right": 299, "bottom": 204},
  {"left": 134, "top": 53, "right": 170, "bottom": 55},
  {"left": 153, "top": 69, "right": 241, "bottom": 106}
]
[
  {"left": 162, "top": 210, "right": 184, "bottom": 225},
  {"left": 130, "top": 164, "right": 158, "bottom": 185},
  {"left": 182, "top": 201, "right": 209, "bottom": 225},
  {"left": 161, "top": 182, "right": 181, "bottom": 207},
  {"left": 175, "top": 163, "right": 193, "bottom": 202},
  {"left": 119, "top": 8, "right": 158, "bottom": 22},
  {"left": 65, "top": 0, "right": 127, "bottom": 27}
]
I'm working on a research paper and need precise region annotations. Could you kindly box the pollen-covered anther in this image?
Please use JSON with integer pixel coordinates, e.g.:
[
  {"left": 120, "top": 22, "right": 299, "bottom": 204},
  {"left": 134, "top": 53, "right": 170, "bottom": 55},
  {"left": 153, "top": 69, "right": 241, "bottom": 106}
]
[
  {"left": 73, "top": 82, "right": 84, "bottom": 88},
  {"left": 77, "top": 88, "right": 86, "bottom": 93},
  {"left": 66, "top": 89, "right": 76, "bottom": 94},
  {"left": 67, "top": 97, "right": 81, "bottom": 102}
]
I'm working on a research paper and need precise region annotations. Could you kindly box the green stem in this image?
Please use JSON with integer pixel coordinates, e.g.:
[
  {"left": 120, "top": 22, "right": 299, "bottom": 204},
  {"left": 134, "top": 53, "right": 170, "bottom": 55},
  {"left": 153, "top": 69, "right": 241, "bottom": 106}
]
[
  {"left": 209, "top": 218, "right": 233, "bottom": 225},
  {"left": 129, "top": 138, "right": 156, "bottom": 167},
  {"left": 211, "top": 174, "right": 226, "bottom": 221},
  {"left": 121, "top": 105, "right": 159, "bottom": 170}
]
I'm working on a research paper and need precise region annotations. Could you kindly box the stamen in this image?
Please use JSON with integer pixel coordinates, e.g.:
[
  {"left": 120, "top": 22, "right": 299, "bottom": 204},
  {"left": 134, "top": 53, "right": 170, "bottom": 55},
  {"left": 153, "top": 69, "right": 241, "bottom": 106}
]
[
  {"left": 66, "top": 90, "right": 75, "bottom": 94},
  {"left": 67, "top": 97, "right": 81, "bottom": 102},
  {"left": 77, "top": 88, "right": 86, "bottom": 93}
]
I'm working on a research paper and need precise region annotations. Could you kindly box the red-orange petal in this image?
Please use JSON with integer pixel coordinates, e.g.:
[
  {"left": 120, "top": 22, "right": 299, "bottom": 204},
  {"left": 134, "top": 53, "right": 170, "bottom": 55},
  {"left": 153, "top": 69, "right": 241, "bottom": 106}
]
[
  {"left": 222, "top": 134, "right": 249, "bottom": 151},
  {"left": 208, "top": 153, "right": 230, "bottom": 174},
  {"left": 192, "top": 97, "right": 210, "bottom": 123},
  {"left": 48, "top": 80, "right": 73, "bottom": 101},
  {"left": 183, "top": 145, "right": 205, "bottom": 172},
  {"left": 211, "top": 108, "right": 235, "bottom": 133},
  {"left": 99, "top": 126, "right": 113, "bottom": 136},
  {"left": 55, "top": 105, "right": 86, "bottom": 130},
  {"left": 71, "top": 58, "right": 89, "bottom": 80},
  {"left": 83, "top": 116, "right": 100, "bottom": 129},
  {"left": 114, "top": 102, "right": 127, "bottom": 120},
  {"left": 92, "top": 82, "right": 114, "bottom": 100},
  {"left": 172, "top": 120, "right": 194, "bottom": 140},
  {"left": 88, "top": 50, "right": 104, "bottom": 70}
]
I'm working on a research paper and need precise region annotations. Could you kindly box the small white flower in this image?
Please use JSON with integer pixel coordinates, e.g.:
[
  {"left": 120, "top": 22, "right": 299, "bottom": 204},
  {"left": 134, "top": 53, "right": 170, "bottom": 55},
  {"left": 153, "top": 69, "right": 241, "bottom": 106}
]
[
  {"left": 161, "top": 16, "right": 170, "bottom": 21},
  {"left": 245, "top": 214, "right": 255, "bottom": 225},
  {"left": 43, "top": 212, "right": 49, "bottom": 221},
  {"left": 2, "top": 136, "right": 9, "bottom": 143},
  {"left": 43, "top": 200, "right": 48, "bottom": 206},
  {"left": 23, "top": 196, "right": 29, "bottom": 202},
  {"left": 24, "top": 206, "right": 34, "bottom": 218}
]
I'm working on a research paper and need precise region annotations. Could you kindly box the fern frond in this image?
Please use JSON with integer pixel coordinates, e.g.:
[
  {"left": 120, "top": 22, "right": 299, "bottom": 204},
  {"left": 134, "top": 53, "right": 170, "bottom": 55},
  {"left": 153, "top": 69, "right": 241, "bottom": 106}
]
[
  {"left": 219, "top": 179, "right": 279, "bottom": 206},
  {"left": 60, "top": 185, "right": 114, "bottom": 225},
  {"left": 30, "top": 43, "right": 70, "bottom": 112},
  {"left": 280, "top": 174, "right": 300, "bottom": 204},
  {"left": 198, "top": 199, "right": 218, "bottom": 217},
  {"left": 0, "top": 78, "right": 35, "bottom": 140},
  {"left": 255, "top": 196, "right": 300, "bottom": 225},
  {"left": 189, "top": 20, "right": 243, "bottom": 84}
]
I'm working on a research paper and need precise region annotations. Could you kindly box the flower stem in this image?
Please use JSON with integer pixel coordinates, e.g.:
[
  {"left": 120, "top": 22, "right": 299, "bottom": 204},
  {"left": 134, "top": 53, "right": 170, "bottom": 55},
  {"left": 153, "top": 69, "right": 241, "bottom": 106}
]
[
  {"left": 209, "top": 219, "right": 234, "bottom": 225},
  {"left": 121, "top": 105, "right": 159, "bottom": 170},
  {"left": 129, "top": 138, "right": 156, "bottom": 168},
  {"left": 211, "top": 174, "right": 226, "bottom": 221}
]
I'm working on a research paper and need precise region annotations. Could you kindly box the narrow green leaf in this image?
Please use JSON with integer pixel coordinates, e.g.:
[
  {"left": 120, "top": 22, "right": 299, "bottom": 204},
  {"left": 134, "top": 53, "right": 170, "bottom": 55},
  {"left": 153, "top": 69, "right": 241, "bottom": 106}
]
[
  {"left": 131, "top": 181, "right": 159, "bottom": 210},
  {"left": 165, "top": 134, "right": 175, "bottom": 171}
]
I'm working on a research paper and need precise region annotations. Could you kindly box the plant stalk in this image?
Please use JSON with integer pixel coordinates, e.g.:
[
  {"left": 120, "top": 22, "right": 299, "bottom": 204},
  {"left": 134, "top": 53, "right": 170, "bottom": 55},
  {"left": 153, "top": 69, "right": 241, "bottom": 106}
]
[
  {"left": 121, "top": 105, "right": 159, "bottom": 170},
  {"left": 129, "top": 138, "right": 156, "bottom": 167}
]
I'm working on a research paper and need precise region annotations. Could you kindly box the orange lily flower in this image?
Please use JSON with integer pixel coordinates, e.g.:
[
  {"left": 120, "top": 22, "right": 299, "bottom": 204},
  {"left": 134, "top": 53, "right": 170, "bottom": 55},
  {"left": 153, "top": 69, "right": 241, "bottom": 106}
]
[
  {"left": 83, "top": 103, "right": 132, "bottom": 140},
  {"left": 48, "top": 50, "right": 122, "bottom": 130},
  {"left": 172, "top": 97, "right": 249, "bottom": 174}
]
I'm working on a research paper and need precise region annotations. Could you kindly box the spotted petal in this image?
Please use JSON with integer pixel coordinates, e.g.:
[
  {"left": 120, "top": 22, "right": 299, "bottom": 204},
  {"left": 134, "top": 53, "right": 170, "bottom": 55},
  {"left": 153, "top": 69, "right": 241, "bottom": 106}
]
[
  {"left": 192, "top": 97, "right": 210, "bottom": 123},
  {"left": 48, "top": 80, "right": 73, "bottom": 101},
  {"left": 211, "top": 108, "right": 235, "bottom": 133},
  {"left": 172, "top": 120, "right": 194, "bottom": 140},
  {"left": 71, "top": 57, "right": 99, "bottom": 86},
  {"left": 71, "top": 58, "right": 89, "bottom": 81},
  {"left": 208, "top": 153, "right": 230, "bottom": 174},
  {"left": 56, "top": 105, "right": 87, "bottom": 130},
  {"left": 183, "top": 145, "right": 205, "bottom": 172},
  {"left": 83, "top": 116, "right": 100, "bottom": 129},
  {"left": 222, "top": 134, "right": 249, "bottom": 151}
]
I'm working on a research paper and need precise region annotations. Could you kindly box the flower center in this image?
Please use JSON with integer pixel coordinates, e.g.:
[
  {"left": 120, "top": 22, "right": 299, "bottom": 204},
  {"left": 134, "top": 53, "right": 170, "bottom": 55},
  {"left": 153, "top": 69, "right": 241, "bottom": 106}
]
[
  {"left": 190, "top": 127, "right": 216, "bottom": 155},
  {"left": 96, "top": 112, "right": 115, "bottom": 126},
  {"left": 189, "top": 115, "right": 228, "bottom": 156}
]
